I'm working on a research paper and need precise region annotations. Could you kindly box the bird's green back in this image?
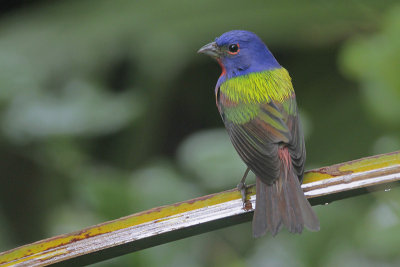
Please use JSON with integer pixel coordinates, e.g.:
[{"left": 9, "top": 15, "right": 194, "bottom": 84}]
[{"left": 219, "top": 68, "right": 296, "bottom": 125}]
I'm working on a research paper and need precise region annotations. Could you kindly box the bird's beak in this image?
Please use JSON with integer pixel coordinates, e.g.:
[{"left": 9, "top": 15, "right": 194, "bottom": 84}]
[{"left": 197, "top": 41, "right": 220, "bottom": 58}]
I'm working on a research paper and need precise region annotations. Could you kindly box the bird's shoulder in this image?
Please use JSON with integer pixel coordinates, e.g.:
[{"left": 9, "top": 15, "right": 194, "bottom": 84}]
[{"left": 217, "top": 68, "right": 295, "bottom": 125}]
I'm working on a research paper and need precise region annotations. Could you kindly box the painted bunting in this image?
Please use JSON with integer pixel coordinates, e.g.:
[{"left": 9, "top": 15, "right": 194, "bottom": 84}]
[{"left": 198, "top": 30, "right": 319, "bottom": 237}]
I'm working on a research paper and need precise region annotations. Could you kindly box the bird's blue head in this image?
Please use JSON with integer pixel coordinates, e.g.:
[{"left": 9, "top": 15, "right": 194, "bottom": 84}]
[{"left": 198, "top": 30, "right": 281, "bottom": 83}]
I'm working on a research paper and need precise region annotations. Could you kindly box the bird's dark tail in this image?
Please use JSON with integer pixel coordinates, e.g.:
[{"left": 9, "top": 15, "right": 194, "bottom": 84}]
[{"left": 252, "top": 156, "right": 320, "bottom": 237}]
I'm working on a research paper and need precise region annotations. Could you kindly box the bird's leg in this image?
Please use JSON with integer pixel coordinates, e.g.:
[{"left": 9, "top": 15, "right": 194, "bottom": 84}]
[{"left": 237, "top": 167, "right": 250, "bottom": 204}]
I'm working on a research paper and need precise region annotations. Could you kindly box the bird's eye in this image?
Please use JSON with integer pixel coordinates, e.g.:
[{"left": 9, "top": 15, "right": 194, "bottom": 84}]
[{"left": 228, "top": 43, "right": 239, "bottom": 54}]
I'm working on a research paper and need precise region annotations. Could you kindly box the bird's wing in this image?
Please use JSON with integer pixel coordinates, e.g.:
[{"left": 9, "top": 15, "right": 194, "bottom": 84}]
[
  {"left": 220, "top": 92, "right": 305, "bottom": 184},
  {"left": 282, "top": 98, "right": 306, "bottom": 182}
]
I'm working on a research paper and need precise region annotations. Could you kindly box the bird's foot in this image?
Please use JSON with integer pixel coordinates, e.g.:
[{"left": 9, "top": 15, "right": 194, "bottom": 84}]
[
  {"left": 237, "top": 167, "right": 250, "bottom": 206},
  {"left": 237, "top": 181, "right": 247, "bottom": 205}
]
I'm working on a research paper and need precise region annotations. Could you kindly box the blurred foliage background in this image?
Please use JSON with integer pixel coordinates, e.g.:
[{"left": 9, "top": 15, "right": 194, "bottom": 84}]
[{"left": 1, "top": 0, "right": 400, "bottom": 266}]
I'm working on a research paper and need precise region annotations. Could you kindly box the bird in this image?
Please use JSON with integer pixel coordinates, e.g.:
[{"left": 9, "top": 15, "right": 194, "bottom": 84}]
[{"left": 198, "top": 30, "right": 319, "bottom": 237}]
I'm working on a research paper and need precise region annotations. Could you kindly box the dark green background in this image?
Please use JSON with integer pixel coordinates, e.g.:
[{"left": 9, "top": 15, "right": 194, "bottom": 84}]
[{"left": 1, "top": 1, "right": 400, "bottom": 266}]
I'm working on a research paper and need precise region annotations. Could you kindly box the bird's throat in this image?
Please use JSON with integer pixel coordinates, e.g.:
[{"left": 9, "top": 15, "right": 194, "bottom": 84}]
[{"left": 217, "top": 59, "right": 226, "bottom": 78}]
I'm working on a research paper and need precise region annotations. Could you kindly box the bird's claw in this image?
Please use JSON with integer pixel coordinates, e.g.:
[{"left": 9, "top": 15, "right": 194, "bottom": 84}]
[{"left": 237, "top": 182, "right": 247, "bottom": 205}]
